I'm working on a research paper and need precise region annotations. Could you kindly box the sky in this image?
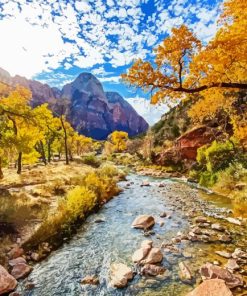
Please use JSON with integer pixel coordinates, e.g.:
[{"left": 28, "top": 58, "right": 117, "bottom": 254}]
[{"left": 0, "top": 0, "right": 223, "bottom": 124}]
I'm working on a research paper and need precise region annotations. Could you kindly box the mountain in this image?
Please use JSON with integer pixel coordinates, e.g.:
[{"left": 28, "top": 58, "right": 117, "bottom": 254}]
[{"left": 0, "top": 68, "right": 148, "bottom": 139}]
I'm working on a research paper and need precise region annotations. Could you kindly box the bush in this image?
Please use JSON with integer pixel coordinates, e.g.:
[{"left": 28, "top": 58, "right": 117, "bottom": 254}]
[
  {"left": 197, "top": 140, "right": 235, "bottom": 173},
  {"left": 214, "top": 162, "right": 247, "bottom": 201},
  {"left": 81, "top": 154, "right": 101, "bottom": 168},
  {"left": 24, "top": 166, "right": 121, "bottom": 248}
]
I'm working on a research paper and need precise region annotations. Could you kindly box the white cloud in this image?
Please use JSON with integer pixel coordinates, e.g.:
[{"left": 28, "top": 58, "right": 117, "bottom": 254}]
[
  {"left": 126, "top": 97, "right": 168, "bottom": 125},
  {"left": 0, "top": 0, "right": 222, "bottom": 82},
  {"left": 99, "top": 76, "right": 120, "bottom": 83}
]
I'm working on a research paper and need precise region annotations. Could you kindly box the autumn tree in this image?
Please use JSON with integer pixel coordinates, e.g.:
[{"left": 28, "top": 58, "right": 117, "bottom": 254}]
[
  {"left": 122, "top": 0, "right": 247, "bottom": 104},
  {"left": 108, "top": 131, "right": 129, "bottom": 152},
  {"left": 0, "top": 86, "right": 40, "bottom": 174},
  {"left": 53, "top": 98, "right": 71, "bottom": 165}
]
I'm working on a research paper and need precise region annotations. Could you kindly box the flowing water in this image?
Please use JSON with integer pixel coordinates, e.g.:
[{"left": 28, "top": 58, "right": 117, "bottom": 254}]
[{"left": 18, "top": 174, "right": 247, "bottom": 296}]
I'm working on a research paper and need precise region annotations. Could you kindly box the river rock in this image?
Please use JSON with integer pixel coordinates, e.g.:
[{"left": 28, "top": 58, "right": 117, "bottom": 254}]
[
  {"left": 141, "top": 240, "right": 153, "bottom": 248},
  {"left": 179, "top": 261, "right": 193, "bottom": 282},
  {"left": 215, "top": 251, "right": 232, "bottom": 259},
  {"left": 225, "top": 259, "right": 240, "bottom": 271},
  {"left": 31, "top": 252, "right": 40, "bottom": 262},
  {"left": 187, "top": 279, "right": 233, "bottom": 296},
  {"left": 225, "top": 217, "right": 241, "bottom": 225},
  {"left": 200, "top": 262, "right": 243, "bottom": 288},
  {"left": 141, "top": 264, "right": 165, "bottom": 276},
  {"left": 141, "top": 248, "right": 163, "bottom": 264},
  {"left": 0, "top": 265, "right": 17, "bottom": 295},
  {"left": 11, "top": 263, "right": 32, "bottom": 280},
  {"left": 219, "top": 235, "right": 232, "bottom": 243},
  {"left": 160, "top": 212, "right": 167, "bottom": 218},
  {"left": 141, "top": 180, "right": 150, "bottom": 187},
  {"left": 195, "top": 217, "right": 208, "bottom": 223},
  {"left": 110, "top": 263, "right": 133, "bottom": 288},
  {"left": 132, "top": 246, "right": 151, "bottom": 263},
  {"left": 232, "top": 248, "right": 247, "bottom": 259},
  {"left": 211, "top": 223, "right": 225, "bottom": 232},
  {"left": 8, "top": 246, "right": 24, "bottom": 259},
  {"left": 132, "top": 215, "right": 155, "bottom": 230},
  {"left": 9, "top": 257, "right": 26, "bottom": 267},
  {"left": 81, "top": 275, "right": 99, "bottom": 285}
]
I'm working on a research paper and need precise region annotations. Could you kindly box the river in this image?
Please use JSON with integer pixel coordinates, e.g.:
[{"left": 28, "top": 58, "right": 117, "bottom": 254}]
[{"left": 17, "top": 173, "right": 247, "bottom": 296}]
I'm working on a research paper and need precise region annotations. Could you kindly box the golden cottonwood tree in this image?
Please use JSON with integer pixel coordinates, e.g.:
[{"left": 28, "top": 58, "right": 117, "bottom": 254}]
[
  {"left": 109, "top": 131, "right": 129, "bottom": 152},
  {"left": 122, "top": 0, "right": 247, "bottom": 104}
]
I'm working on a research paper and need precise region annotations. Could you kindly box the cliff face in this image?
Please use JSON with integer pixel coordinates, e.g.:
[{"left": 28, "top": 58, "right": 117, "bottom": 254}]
[{"left": 0, "top": 68, "right": 148, "bottom": 139}]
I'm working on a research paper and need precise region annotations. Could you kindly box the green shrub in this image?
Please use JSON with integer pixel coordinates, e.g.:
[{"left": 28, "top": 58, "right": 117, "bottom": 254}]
[
  {"left": 197, "top": 140, "right": 235, "bottom": 173},
  {"left": 199, "top": 171, "right": 218, "bottom": 187},
  {"left": 81, "top": 154, "right": 101, "bottom": 168}
]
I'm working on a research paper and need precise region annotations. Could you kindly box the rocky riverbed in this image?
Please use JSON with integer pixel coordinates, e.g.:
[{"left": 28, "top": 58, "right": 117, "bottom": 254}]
[{"left": 2, "top": 173, "right": 246, "bottom": 296}]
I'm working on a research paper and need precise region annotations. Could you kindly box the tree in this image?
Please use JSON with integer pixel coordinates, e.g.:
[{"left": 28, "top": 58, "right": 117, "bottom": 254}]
[
  {"left": 122, "top": 0, "right": 247, "bottom": 104},
  {"left": 0, "top": 86, "right": 39, "bottom": 174},
  {"left": 53, "top": 98, "right": 71, "bottom": 165},
  {"left": 109, "top": 131, "right": 129, "bottom": 152}
]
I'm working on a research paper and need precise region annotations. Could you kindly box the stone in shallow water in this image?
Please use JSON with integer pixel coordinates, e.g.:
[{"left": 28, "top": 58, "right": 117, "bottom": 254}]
[
  {"left": 132, "top": 246, "right": 151, "bottom": 263},
  {"left": 179, "top": 261, "right": 193, "bottom": 282},
  {"left": 215, "top": 251, "right": 232, "bottom": 259},
  {"left": 225, "top": 259, "right": 240, "bottom": 271},
  {"left": 141, "top": 264, "right": 165, "bottom": 276},
  {"left": 8, "top": 257, "right": 26, "bottom": 267},
  {"left": 0, "top": 265, "right": 17, "bottom": 295},
  {"left": 200, "top": 262, "right": 243, "bottom": 288},
  {"left": 132, "top": 215, "right": 155, "bottom": 230},
  {"left": 186, "top": 279, "right": 233, "bottom": 296},
  {"left": 225, "top": 217, "right": 241, "bottom": 225},
  {"left": 11, "top": 263, "right": 32, "bottom": 280},
  {"left": 211, "top": 223, "right": 225, "bottom": 232},
  {"left": 141, "top": 248, "right": 163, "bottom": 264},
  {"left": 232, "top": 248, "right": 247, "bottom": 259},
  {"left": 81, "top": 275, "right": 99, "bottom": 285},
  {"left": 110, "top": 263, "right": 133, "bottom": 288}
]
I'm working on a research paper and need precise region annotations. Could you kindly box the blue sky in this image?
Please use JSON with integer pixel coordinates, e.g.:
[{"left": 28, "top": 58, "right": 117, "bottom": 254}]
[{"left": 0, "top": 0, "right": 223, "bottom": 124}]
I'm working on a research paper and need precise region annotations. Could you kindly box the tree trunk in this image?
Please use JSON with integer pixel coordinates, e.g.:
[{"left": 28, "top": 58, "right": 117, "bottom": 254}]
[
  {"left": 17, "top": 152, "right": 22, "bottom": 174},
  {"left": 60, "top": 117, "right": 69, "bottom": 165},
  {"left": 0, "top": 157, "right": 3, "bottom": 179},
  {"left": 39, "top": 141, "right": 47, "bottom": 165},
  {"left": 48, "top": 141, "right": 51, "bottom": 163}
]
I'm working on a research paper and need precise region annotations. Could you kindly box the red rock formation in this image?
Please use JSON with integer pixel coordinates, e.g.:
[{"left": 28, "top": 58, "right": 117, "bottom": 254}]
[{"left": 154, "top": 125, "right": 217, "bottom": 166}]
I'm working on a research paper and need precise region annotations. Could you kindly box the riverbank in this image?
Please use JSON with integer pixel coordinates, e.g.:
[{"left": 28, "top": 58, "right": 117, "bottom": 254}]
[{"left": 0, "top": 161, "right": 125, "bottom": 294}]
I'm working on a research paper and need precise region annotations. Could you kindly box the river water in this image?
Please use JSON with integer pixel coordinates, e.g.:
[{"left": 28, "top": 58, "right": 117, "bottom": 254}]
[{"left": 18, "top": 174, "right": 247, "bottom": 296}]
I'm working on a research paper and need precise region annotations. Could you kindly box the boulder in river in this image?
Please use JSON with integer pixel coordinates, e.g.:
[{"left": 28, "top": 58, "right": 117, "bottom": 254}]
[
  {"left": 140, "top": 180, "right": 150, "bottom": 187},
  {"left": 8, "top": 246, "right": 24, "bottom": 259},
  {"left": 0, "top": 265, "right": 17, "bottom": 295},
  {"left": 81, "top": 275, "right": 99, "bottom": 285},
  {"left": 232, "top": 248, "right": 247, "bottom": 259},
  {"left": 141, "top": 248, "right": 163, "bottom": 264},
  {"left": 179, "top": 261, "right": 193, "bottom": 282},
  {"left": 132, "top": 247, "right": 150, "bottom": 263},
  {"left": 187, "top": 279, "right": 233, "bottom": 296},
  {"left": 132, "top": 215, "right": 155, "bottom": 230},
  {"left": 225, "top": 217, "right": 241, "bottom": 225},
  {"left": 225, "top": 259, "right": 240, "bottom": 272},
  {"left": 11, "top": 263, "right": 32, "bottom": 280},
  {"left": 195, "top": 216, "right": 208, "bottom": 223},
  {"left": 200, "top": 262, "right": 243, "bottom": 288},
  {"left": 8, "top": 257, "right": 26, "bottom": 267},
  {"left": 211, "top": 223, "right": 225, "bottom": 232},
  {"left": 215, "top": 251, "right": 232, "bottom": 259},
  {"left": 141, "top": 264, "right": 165, "bottom": 276},
  {"left": 110, "top": 263, "right": 133, "bottom": 288}
]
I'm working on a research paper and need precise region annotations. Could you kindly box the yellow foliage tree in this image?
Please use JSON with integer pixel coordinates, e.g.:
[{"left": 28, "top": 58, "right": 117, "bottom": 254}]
[
  {"left": 109, "top": 131, "right": 129, "bottom": 152},
  {"left": 122, "top": 0, "right": 247, "bottom": 104}
]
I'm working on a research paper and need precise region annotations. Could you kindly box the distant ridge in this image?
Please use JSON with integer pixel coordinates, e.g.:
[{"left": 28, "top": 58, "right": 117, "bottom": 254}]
[{"left": 0, "top": 68, "right": 148, "bottom": 139}]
